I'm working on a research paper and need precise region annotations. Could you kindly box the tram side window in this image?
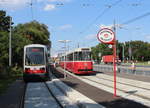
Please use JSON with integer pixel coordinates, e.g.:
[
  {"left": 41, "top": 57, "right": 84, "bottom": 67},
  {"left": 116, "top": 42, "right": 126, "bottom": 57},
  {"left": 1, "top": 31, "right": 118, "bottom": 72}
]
[
  {"left": 61, "top": 56, "right": 64, "bottom": 61},
  {"left": 67, "top": 53, "right": 73, "bottom": 61},
  {"left": 74, "top": 52, "right": 78, "bottom": 61},
  {"left": 46, "top": 51, "right": 48, "bottom": 64},
  {"left": 78, "top": 52, "right": 82, "bottom": 61},
  {"left": 74, "top": 52, "right": 87, "bottom": 61}
]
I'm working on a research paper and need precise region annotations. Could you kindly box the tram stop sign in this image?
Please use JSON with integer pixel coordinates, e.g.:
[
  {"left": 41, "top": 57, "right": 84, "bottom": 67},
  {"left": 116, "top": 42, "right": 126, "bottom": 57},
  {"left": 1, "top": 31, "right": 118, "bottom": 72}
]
[{"left": 97, "top": 28, "right": 115, "bottom": 44}]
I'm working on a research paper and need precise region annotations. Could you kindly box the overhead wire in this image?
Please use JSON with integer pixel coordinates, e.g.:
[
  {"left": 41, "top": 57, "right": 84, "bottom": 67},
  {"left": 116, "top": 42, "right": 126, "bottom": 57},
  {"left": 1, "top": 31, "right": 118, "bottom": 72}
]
[
  {"left": 122, "top": 11, "right": 150, "bottom": 25},
  {"left": 78, "top": 0, "right": 123, "bottom": 48},
  {"left": 79, "top": 0, "right": 123, "bottom": 34},
  {"left": 82, "top": 1, "right": 150, "bottom": 47}
]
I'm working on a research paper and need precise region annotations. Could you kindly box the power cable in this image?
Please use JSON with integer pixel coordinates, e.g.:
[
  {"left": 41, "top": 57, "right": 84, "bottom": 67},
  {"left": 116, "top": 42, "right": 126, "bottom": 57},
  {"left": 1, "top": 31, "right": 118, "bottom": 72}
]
[
  {"left": 122, "top": 11, "right": 150, "bottom": 25},
  {"left": 79, "top": 1, "right": 150, "bottom": 48},
  {"left": 83, "top": 6, "right": 150, "bottom": 47},
  {"left": 78, "top": 0, "right": 123, "bottom": 48},
  {"left": 79, "top": 0, "right": 123, "bottom": 34}
]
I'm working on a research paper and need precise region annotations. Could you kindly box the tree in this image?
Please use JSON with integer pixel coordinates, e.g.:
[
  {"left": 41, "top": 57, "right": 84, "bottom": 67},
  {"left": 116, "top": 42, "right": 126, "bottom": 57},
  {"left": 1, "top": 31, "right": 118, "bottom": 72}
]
[
  {"left": 91, "top": 43, "right": 112, "bottom": 63},
  {"left": 0, "top": 32, "right": 9, "bottom": 68},
  {"left": 0, "top": 10, "right": 51, "bottom": 77},
  {"left": 13, "top": 21, "right": 50, "bottom": 45},
  {"left": 0, "top": 10, "right": 13, "bottom": 77},
  {"left": 91, "top": 40, "right": 150, "bottom": 63},
  {"left": 125, "top": 41, "right": 150, "bottom": 61},
  {"left": 0, "top": 10, "right": 13, "bottom": 32},
  {"left": 12, "top": 21, "right": 51, "bottom": 67}
]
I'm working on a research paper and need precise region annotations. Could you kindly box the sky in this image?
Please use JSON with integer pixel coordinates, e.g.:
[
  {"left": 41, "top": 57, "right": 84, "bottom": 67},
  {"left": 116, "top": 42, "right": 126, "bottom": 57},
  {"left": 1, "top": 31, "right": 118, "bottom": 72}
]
[{"left": 0, "top": 0, "right": 150, "bottom": 56}]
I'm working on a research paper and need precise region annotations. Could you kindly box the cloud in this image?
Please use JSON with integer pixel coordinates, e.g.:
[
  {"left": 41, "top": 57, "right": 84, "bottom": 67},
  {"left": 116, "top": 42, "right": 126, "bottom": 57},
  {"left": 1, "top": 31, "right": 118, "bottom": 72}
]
[
  {"left": 145, "top": 35, "right": 150, "bottom": 39},
  {"left": 0, "top": 0, "right": 30, "bottom": 10},
  {"left": 85, "top": 34, "right": 96, "bottom": 40},
  {"left": 44, "top": 4, "right": 56, "bottom": 11},
  {"left": 59, "top": 24, "right": 72, "bottom": 30},
  {"left": 0, "top": 0, "right": 72, "bottom": 11}
]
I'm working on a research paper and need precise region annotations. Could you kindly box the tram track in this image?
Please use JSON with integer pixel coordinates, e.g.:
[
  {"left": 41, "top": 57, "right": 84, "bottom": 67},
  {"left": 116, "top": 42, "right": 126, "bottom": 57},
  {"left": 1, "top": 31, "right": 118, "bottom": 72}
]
[
  {"left": 44, "top": 82, "right": 64, "bottom": 108},
  {"left": 57, "top": 67, "right": 150, "bottom": 107},
  {"left": 24, "top": 81, "right": 87, "bottom": 108},
  {"left": 19, "top": 82, "right": 27, "bottom": 108},
  {"left": 80, "top": 76, "right": 150, "bottom": 101},
  {"left": 95, "top": 74, "right": 150, "bottom": 91},
  {"left": 24, "top": 82, "right": 65, "bottom": 108}
]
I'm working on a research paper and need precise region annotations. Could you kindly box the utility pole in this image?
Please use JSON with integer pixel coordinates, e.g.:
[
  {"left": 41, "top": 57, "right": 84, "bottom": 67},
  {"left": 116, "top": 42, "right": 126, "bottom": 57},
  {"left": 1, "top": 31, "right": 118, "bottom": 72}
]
[
  {"left": 30, "top": 0, "right": 34, "bottom": 20},
  {"left": 122, "top": 43, "right": 125, "bottom": 63},
  {"left": 77, "top": 42, "right": 80, "bottom": 48},
  {"left": 58, "top": 40, "right": 71, "bottom": 79},
  {"left": 129, "top": 42, "right": 132, "bottom": 62},
  {"left": 9, "top": 17, "right": 12, "bottom": 67}
]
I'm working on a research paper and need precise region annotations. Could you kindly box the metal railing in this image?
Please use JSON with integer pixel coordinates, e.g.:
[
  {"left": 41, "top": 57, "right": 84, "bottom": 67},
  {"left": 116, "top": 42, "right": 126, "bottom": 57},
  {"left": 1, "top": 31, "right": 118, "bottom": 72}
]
[{"left": 93, "top": 64, "right": 150, "bottom": 76}]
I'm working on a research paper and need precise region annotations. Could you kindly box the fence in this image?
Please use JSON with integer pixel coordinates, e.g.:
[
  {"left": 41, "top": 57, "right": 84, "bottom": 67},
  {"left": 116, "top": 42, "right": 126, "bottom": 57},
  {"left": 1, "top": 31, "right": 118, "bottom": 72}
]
[{"left": 93, "top": 64, "right": 150, "bottom": 76}]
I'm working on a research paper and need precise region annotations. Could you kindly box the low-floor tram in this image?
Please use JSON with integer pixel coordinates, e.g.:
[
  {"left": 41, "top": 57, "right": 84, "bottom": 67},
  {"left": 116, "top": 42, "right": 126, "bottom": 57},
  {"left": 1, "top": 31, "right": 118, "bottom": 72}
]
[
  {"left": 59, "top": 48, "right": 94, "bottom": 74},
  {"left": 23, "top": 44, "right": 50, "bottom": 81}
]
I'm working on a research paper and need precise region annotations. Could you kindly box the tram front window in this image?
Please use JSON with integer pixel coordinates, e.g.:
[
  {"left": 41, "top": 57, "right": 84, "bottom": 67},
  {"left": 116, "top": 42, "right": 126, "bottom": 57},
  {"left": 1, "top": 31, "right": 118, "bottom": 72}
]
[
  {"left": 82, "top": 52, "right": 91, "bottom": 61},
  {"left": 77, "top": 52, "right": 91, "bottom": 61},
  {"left": 25, "top": 47, "right": 45, "bottom": 66}
]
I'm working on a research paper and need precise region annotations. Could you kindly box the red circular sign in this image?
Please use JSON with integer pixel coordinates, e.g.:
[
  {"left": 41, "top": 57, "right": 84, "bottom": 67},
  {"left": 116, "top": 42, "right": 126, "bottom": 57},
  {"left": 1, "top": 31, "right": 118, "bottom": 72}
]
[{"left": 97, "top": 28, "right": 115, "bottom": 44}]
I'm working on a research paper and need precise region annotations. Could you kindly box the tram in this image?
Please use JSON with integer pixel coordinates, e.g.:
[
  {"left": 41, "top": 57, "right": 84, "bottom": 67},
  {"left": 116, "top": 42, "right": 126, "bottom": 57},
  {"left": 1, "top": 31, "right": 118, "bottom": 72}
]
[
  {"left": 59, "top": 48, "right": 94, "bottom": 74},
  {"left": 23, "top": 44, "right": 50, "bottom": 81}
]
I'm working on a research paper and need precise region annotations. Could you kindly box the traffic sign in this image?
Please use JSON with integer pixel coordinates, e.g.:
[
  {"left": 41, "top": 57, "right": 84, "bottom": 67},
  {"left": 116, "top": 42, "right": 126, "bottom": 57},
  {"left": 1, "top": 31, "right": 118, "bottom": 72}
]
[{"left": 97, "top": 28, "right": 115, "bottom": 44}]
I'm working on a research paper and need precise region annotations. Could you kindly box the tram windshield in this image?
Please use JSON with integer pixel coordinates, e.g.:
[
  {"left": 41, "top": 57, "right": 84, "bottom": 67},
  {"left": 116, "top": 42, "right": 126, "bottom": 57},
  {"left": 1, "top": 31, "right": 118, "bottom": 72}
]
[
  {"left": 25, "top": 47, "right": 45, "bottom": 66},
  {"left": 74, "top": 51, "right": 91, "bottom": 61}
]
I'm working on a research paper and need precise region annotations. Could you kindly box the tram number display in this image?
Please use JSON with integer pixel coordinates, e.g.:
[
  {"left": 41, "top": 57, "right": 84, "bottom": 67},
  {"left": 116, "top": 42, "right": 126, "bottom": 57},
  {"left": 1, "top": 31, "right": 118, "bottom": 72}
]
[
  {"left": 82, "top": 48, "right": 90, "bottom": 51},
  {"left": 30, "top": 48, "right": 43, "bottom": 52}
]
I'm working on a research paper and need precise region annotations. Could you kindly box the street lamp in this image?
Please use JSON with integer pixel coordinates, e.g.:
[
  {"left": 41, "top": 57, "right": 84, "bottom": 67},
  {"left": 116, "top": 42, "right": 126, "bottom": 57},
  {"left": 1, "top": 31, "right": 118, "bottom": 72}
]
[{"left": 58, "top": 40, "right": 71, "bottom": 79}]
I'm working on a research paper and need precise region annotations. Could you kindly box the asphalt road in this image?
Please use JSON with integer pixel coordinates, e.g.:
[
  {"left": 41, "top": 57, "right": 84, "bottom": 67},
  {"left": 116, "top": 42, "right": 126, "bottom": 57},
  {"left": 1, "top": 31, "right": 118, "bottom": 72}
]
[{"left": 0, "top": 79, "right": 26, "bottom": 108}]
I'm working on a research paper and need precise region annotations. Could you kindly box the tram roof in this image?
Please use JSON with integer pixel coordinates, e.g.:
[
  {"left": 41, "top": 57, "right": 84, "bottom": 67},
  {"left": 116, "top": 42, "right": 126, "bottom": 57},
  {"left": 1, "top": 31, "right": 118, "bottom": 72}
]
[
  {"left": 24, "top": 44, "right": 46, "bottom": 48},
  {"left": 59, "top": 47, "right": 91, "bottom": 57},
  {"left": 72, "top": 48, "right": 91, "bottom": 52}
]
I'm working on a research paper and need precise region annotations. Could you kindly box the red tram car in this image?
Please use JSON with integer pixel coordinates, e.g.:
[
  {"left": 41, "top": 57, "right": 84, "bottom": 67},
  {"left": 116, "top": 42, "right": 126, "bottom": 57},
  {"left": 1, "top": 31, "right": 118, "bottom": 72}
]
[{"left": 59, "top": 48, "right": 94, "bottom": 74}]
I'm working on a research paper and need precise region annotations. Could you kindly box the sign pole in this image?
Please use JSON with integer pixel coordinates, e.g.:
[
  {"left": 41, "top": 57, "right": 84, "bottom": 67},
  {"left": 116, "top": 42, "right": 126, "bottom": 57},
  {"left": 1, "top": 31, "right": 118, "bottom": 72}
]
[
  {"left": 113, "top": 20, "right": 117, "bottom": 97},
  {"left": 97, "top": 26, "right": 117, "bottom": 97}
]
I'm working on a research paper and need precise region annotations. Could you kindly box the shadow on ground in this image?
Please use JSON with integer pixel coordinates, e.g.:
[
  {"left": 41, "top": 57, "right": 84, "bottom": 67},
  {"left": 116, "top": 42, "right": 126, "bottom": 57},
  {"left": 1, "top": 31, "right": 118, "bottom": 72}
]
[{"left": 99, "top": 98, "right": 149, "bottom": 108}]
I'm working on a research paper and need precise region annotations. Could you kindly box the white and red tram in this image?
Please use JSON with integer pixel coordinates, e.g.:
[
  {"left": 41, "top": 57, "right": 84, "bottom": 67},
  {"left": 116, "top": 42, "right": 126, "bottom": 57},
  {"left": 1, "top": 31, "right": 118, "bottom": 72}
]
[
  {"left": 23, "top": 44, "right": 50, "bottom": 81},
  {"left": 59, "top": 48, "right": 94, "bottom": 74}
]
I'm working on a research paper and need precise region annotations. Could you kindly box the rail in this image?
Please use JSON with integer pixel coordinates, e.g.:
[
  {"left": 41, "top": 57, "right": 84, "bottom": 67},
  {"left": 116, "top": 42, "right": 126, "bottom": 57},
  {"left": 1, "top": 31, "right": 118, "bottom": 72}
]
[{"left": 19, "top": 83, "right": 27, "bottom": 108}]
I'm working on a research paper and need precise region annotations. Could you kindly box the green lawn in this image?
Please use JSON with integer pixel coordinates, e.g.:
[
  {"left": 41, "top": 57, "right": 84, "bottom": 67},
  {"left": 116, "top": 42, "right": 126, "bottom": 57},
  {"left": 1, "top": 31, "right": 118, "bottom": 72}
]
[
  {"left": 123, "top": 62, "right": 150, "bottom": 66},
  {"left": 135, "top": 62, "right": 150, "bottom": 66},
  {"left": 0, "top": 67, "right": 23, "bottom": 95}
]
